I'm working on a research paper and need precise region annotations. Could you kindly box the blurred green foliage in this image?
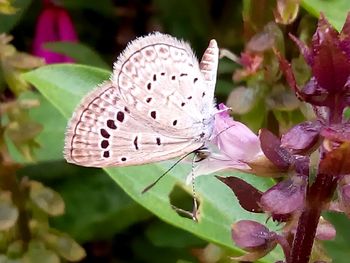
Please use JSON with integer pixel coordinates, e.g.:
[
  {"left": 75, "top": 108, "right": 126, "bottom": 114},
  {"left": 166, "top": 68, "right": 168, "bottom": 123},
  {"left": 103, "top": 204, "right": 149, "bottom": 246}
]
[{"left": 0, "top": 0, "right": 350, "bottom": 262}]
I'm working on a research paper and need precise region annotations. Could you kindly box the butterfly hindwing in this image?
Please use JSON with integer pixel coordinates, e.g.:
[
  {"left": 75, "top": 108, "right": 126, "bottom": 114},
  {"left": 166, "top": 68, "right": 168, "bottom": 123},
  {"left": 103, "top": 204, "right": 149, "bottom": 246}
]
[{"left": 112, "top": 33, "right": 215, "bottom": 134}]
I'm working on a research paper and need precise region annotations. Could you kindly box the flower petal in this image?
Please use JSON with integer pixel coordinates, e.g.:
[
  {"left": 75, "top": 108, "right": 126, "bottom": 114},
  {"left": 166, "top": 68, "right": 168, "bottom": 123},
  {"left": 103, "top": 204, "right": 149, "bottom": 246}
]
[
  {"left": 214, "top": 104, "right": 262, "bottom": 162},
  {"left": 281, "top": 121, "right": 322, "bottom": 154},
  {"left": 260, "top": 175, "right": 307, "bottom": 215}
]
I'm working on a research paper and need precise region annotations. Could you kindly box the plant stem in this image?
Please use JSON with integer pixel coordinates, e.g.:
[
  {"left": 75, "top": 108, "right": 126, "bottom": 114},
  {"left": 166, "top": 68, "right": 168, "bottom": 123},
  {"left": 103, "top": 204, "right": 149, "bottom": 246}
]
[
  {"left": 289, "top": 173, "right": 338, "bottom": 263},
  {"left": 275, "top": 234, "right": 291, "bottom": 261}
]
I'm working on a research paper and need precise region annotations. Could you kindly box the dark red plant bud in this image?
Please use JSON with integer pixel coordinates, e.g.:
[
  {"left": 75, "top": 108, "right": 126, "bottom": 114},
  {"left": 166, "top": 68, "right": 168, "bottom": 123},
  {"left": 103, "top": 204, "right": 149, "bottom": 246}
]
[
  {"left": 339, "top": 13, "right": 350, "bottom": 57},
  {"left": 231, "top": 220, "right": 274, "bottom": 250},
  {"left": 308, "top": 15, "right": 350, "bottom": 94},
  {"left": 260, "top": 175, "right": 307, "bottom": 215},
  {"left": 280, "top": 13, "right": 350, "bottom": 120},
  {"left": 216, "top": 176, "right": 263, "bottom": 213},
  {"left": 281, "top": 121, "right": 322, "bottom": 154},
  {"left": 259, "top": 128, "right": 293, "bottom": 170},
  {"left": 319, "top": 142, "right": 350, "bottom": 177}
]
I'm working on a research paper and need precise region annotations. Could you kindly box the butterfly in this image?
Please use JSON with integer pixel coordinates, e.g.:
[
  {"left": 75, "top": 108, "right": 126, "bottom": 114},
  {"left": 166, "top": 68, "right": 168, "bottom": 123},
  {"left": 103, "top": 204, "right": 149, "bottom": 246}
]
[{"left": 64, "top": 32, "right": 219, "bottom": 168}]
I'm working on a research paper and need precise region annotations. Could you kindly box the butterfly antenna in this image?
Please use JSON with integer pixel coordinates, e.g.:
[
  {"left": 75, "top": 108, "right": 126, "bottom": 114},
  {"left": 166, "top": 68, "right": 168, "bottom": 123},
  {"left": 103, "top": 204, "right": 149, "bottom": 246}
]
[{"left": 142, "top": 151, "right": 193, "bottom": 194}]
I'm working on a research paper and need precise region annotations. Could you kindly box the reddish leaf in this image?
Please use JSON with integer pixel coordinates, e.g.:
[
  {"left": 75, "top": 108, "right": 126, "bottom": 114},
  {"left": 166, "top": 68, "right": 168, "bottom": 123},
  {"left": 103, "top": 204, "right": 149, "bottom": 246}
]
[
  {"left": 276, "top": 50, "right": 306, "bottom": 101},
  {"left": 216, "top": 176, "right": 263, "bottom": 213}
]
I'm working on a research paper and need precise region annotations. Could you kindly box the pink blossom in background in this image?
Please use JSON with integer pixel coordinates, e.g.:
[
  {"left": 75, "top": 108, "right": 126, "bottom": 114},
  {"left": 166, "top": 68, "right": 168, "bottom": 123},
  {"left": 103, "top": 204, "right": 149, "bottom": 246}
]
[{"left": 32, "top": 0, "right": 78, "bottom": 63}]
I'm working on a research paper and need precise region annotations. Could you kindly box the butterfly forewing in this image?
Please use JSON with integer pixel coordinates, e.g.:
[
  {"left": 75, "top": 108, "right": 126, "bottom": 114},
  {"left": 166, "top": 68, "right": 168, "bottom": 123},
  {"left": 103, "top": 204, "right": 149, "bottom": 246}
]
[
  {"left": 64, "top": 81, "right": 204, "bottom": 167},
  {"left": 64, "top": 33, "right": 219, "bottom": 167}
]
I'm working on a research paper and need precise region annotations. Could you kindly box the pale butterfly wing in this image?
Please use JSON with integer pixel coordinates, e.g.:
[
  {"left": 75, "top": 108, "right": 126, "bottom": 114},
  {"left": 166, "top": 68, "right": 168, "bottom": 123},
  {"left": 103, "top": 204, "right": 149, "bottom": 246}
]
[
  {"left": 112, "top": 32, "right": 217, "bottom": 134},
  {"left": 64, "top": 32, "right": 219, "bottom": 167},
  {"left": 64, "top": 81, "right": 203, "bottom": 167}
]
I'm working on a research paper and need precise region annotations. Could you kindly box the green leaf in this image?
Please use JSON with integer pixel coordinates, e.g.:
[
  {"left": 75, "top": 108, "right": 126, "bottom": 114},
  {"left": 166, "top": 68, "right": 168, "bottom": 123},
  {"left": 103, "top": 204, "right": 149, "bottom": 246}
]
[
  {"left": 6, "top": 92, "right": 67, "bottom": 163},
  {"left": 23, "top": 240, "right": 60, "bottom": 263},
  {"left": 23, "top": 64, "right": 110, "bottom": 119},
  {"left": 131, "top": 235, "right": 197, "bottom": 263},
  {"left": 62, "top": 0, "right": 114, "bottom": 16},
  {"left": 42, "top": 231, "right": 85, "bottom": 261},
  {"left": 19, "top": 161, "right": 152, "bottom": 243},
  {"left": 325, "top": 213, "right": 350, "bottom": 263},
  {"left": 44, "top": 42, "right": 109, "bottom": 70},
  {"left": 152, "top": 0, "right": 211, "bottom": 47},
  {"left": 24, "top": 64, "right": 283, "bottom": 262},
  {"left": 146, "top": 221, "right": 205, "bottom": 248},
  {"left": 29, "top": 181, "right": 65, "bottom": 216},
  {"left": 301, "top": 0, "right": 350, "bottom": 31},
  {"left": 0, "top": 193, "right": 18, "bottom": 231},
  {"left": 0, "top": 0, "right": 32, "bottom": 33},
  {"left": 7, "top": 240, "right": 24, "bottom": 258}
]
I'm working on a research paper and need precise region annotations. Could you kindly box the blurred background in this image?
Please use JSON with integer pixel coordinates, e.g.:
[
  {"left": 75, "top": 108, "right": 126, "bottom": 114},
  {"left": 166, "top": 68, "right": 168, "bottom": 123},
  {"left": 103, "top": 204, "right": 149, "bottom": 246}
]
[{"left": 1, "top": 0, "right": 350, "bottom": 262}]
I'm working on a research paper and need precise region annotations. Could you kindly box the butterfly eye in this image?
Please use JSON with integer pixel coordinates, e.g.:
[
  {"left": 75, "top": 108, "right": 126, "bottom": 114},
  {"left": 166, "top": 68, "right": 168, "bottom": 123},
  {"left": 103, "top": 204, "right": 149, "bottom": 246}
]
[
  {"left": 156, "top": 137, "right": 161, "bottom": 145},
  {"left": 172, "top": 120, "right": 178, "bottom": 126}
]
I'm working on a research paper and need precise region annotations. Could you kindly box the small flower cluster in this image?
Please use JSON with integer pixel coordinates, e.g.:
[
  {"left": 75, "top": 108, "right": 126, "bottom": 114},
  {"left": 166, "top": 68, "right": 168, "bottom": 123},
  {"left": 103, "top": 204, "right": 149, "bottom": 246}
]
[{"left": 197, "top": 13, "right": 350, "bottom": 262}]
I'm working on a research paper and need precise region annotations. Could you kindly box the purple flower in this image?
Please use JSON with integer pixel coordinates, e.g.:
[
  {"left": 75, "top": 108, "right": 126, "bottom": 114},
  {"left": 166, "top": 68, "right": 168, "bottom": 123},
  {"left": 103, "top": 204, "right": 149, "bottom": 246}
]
[
  {"left": 231, "top": 220, "right": 278, "bottom": 262},
  {"left": 260, "top": 175, "right": 307, "bottom": 215},
  {"left": 213, "top": 104, "right": 263, "bottom": 164},
  {"left": 189, "top": 104, "right": 270, "bottom": 181},
  {"left": 32, "top": 0, "right": 78, "bottom": 63}
]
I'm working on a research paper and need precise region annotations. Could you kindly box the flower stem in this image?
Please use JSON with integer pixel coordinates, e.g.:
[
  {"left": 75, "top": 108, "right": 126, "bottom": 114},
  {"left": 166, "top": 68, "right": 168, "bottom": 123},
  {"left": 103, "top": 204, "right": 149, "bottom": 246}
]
[
  {"left": 289, "top": 173, "right": 338, "bottom": 263},
  {"left": 274, "top": 233, "right": 291, "bottom": 261}
]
